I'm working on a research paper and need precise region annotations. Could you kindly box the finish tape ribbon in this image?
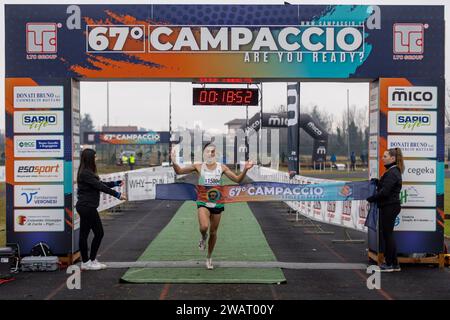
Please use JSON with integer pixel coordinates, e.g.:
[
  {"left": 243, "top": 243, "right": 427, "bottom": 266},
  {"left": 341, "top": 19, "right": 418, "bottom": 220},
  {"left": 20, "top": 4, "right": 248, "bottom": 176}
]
[{"left": 155, "top": 181, "right": 376, "bottom": 204}]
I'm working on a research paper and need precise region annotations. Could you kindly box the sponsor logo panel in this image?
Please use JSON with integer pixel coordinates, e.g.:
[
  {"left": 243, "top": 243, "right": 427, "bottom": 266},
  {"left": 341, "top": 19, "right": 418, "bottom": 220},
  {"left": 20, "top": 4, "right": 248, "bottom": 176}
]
[
  {"left": 14, "top": 185, "right": 64, "bottom": 207},
  {"left": 14, "top": 209, "right": 64, "bottom": 232},
  {"left": 14, "top": 160, "right": 64, "bottom": 182},
  {"left": 14, "top": 111, "right": 64, "bottom": 133},
  {"left": 14, "top": 86, "right": 63, "bottom": 109}
]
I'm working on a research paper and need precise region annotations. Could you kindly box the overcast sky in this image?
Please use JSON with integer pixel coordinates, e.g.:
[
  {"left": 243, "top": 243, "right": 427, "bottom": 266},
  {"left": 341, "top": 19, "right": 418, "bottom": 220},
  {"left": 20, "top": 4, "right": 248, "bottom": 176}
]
[{"left": 0, "top": 0, "right": 448, "bottom": 133}]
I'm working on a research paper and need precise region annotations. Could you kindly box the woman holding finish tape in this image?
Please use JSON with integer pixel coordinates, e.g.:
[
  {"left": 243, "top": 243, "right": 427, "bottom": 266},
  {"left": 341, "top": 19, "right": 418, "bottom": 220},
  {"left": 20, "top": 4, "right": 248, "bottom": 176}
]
[
  {"left": 76, "top": 148, "right": 127, "bottom": 271},
  {"left": 367, "top": 147, "right": 404, "bottom": 272}
]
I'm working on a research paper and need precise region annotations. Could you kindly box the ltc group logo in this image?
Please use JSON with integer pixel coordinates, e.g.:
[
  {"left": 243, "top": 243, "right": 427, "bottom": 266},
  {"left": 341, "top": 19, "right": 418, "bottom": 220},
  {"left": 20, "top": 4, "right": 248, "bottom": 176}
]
[
  {"left": 26, "top": 22, "right": 60, "bottom": 60},
  {"left": 393, "top": 23, "right": 427, "bottom": 61}
]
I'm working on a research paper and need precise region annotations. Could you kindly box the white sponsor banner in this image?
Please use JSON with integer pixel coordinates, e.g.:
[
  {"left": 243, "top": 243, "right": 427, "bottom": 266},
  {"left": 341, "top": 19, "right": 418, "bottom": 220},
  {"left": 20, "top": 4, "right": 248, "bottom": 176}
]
[
  {"left": 388, "top": 86, "right": 437, "bottom": 109},
  {"left": 369, "top": 82, "right": 379, "bottom": 111},
  {"left": 388, "top": 111, "right": 436, "bottom": 134},
  {"left": 14, "top": 209, "right": 64, "bottom": 232},
  {"left": 127, "top": 168, "right": 175, "bottom": 201},
  {"left": 247, "top": 166, "right": 368, "bottom": 232},
  {"left": 73, "top": 112, "right": 80, "bottom": 135},
  {"left": 403, "top": 160, "right": 436, "bottom": 182},
  {"left": 14, "top": 111, "right": 64, "bottom": 133},
  {"left": 369, "top": 136, "right": 378, "bottom": 158},
  {"left": 369, "top": 112, "right": 378, "bottom": 135},
  {"left": 400, "top": 184, "right": 436, "bottom": 207},
  {"left": 0, "top": 166, "right": 5, "bottom": 182},
  {"left": 394, "top": 209, "right": 436, "bottom": 232},
  {"left": 14, "top": 86, "right": 63, "bottom": 109},
  {"left": 387, "top": 135, "right": 436, "bottom": 158},
  {"left": 369, "top": 159, "right": 378, "bottom": 179},
  {"left": 14, "top": 135, "right": 64, "bottom": 157},
  {"left": 14, "top": 185, "right": 64, "bottom": 207},
  {"left": 14, "top": 160, "right": 64, "bottom": 182}
]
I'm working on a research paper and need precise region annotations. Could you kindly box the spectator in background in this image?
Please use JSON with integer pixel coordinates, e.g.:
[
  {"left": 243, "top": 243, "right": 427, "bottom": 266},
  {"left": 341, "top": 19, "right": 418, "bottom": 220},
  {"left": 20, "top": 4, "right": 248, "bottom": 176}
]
[
  {"left": 330, "top": 154, "right": 337, "bottom": 169},
  {"left": 157, "top": 150, "right": 162, "bottom": 164},
  {"left": 129, "top": 153, "right": 135, "bottom": 170},
  {"left": 350, "top": 151, "right": 356, "bottom": 171}
]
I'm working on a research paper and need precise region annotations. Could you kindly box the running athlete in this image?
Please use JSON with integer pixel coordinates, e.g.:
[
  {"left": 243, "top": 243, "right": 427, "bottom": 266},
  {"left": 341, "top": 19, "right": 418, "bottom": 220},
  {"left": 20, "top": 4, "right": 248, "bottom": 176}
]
[{"left": 171, "top": 142, "right": 254, "bottom": 269}]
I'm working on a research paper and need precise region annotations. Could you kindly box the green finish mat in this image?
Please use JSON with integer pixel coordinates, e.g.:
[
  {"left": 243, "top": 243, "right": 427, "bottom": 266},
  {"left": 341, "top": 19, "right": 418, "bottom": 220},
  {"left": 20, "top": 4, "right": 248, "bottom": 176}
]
[{"left": 121, "top": 201, "right": 286, "bottom": 284}]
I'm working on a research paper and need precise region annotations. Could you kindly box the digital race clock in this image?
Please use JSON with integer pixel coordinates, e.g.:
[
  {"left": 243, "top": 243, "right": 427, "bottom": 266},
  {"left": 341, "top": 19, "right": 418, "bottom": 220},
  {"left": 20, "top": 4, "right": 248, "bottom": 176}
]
[{"left": 193, "top": 88, "right": 259, "bottom": 106}]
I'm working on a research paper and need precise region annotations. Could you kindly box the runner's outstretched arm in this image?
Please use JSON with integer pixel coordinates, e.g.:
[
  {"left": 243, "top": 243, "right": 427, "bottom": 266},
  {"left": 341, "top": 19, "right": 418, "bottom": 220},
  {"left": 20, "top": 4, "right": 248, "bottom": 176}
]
[
  {"left": 222, "top": 161, "right": 254, "bottom": 183},
  {"left": 171, "top": 148, "right": 198, "bottom": 175}
]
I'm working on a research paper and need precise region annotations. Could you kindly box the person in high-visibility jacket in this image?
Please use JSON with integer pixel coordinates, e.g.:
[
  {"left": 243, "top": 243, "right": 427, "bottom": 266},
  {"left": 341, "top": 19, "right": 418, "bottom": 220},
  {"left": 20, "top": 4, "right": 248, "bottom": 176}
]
[
  {"left": 121, "top": 154, "right": 128, "bottom": 166},
  {"left": 129, "top": 154, "right": 135, "bottom": 170}
]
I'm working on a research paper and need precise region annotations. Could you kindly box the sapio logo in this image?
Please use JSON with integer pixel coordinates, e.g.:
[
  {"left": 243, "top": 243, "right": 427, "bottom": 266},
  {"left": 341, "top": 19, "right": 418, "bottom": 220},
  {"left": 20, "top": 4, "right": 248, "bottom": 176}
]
[
  {"left": 396, "top": 114, "right": 430, "bottom": 130},
  {"left": 22, "top": 114, "right": 57, "bottom": 131},
  {"left": 17, "top": 215, "right": 27, "bottom": 225}
]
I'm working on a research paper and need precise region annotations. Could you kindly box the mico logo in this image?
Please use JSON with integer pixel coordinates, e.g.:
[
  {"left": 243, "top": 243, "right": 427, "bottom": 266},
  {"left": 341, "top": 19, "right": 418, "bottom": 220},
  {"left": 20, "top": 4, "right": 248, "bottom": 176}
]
[
  {"left": 22, "top": 114, "right": 57, "bottom": 131},
  {"left": 268, "top": 116, "right": 288, "bottom": 127},
  {"left": 388, "top": 86, "right": 437, "bottom": 109},
  {"left": 396, "top": 114, "right": 430, "bottom": 130},
  {"left": 391, "top": 89, "right": 433, "bottom": 102}
]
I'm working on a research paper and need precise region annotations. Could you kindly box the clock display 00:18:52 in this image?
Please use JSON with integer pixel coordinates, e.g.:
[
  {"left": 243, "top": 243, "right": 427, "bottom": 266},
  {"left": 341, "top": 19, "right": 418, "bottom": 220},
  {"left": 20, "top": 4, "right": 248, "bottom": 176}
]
[{"left": 193, "top": 88, "right": 259, "bottom": 106}]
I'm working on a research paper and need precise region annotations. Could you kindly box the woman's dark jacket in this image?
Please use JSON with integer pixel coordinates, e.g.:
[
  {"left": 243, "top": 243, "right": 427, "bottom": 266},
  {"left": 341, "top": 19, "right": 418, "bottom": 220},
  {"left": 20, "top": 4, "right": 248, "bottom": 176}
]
[
  {"left": 367, "top": 163, "right": 402, "bottom": 208},
  {"left": 76, "top": 169, "right": 121, "bottom": 208}
]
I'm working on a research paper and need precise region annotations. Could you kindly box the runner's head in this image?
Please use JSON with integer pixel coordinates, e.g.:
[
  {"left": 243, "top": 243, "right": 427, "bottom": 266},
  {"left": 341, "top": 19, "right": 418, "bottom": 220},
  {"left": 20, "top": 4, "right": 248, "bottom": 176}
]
[{"left": 203, "top": 143, "right": 217, "bottom": 165}]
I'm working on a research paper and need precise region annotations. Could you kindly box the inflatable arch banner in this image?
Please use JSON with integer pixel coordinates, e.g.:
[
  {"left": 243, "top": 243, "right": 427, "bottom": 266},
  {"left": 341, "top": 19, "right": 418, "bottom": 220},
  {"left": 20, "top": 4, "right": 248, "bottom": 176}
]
[{"left": 4, "top": 4, "right": 445, "bottom": 258}]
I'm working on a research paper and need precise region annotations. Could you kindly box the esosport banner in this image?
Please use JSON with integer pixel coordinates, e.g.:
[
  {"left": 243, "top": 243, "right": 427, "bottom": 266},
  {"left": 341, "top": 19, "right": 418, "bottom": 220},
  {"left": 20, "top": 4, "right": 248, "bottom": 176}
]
[
  {"left": 155, "top": 180, "right": 375, "bottom": 204},
  {"left": 84, "top": 131, "right": 170, "bottom": 145}
]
